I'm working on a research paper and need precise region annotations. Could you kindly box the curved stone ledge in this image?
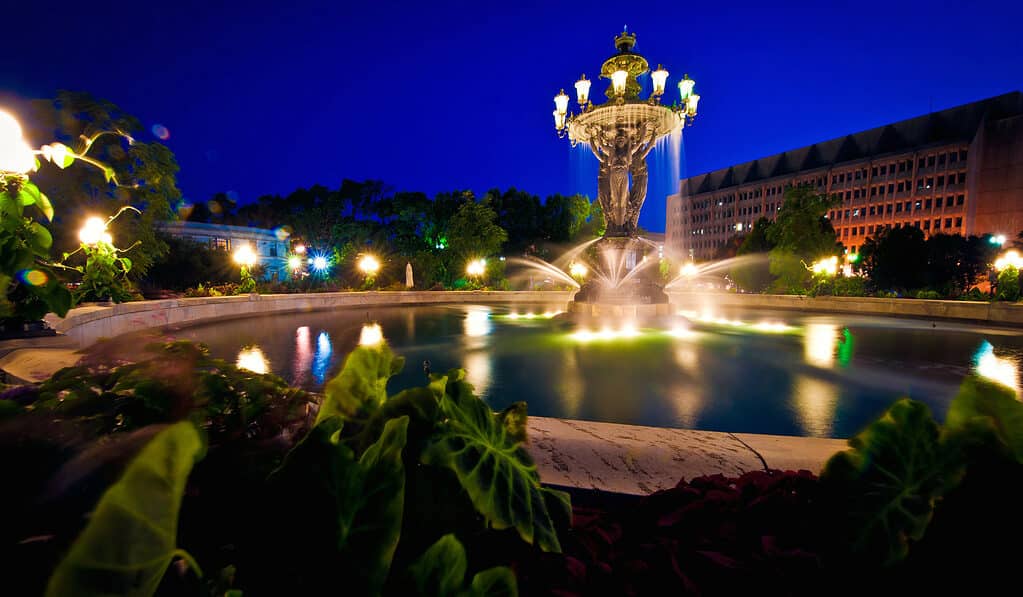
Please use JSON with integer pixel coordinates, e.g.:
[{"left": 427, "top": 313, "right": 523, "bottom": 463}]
[
  {"left": 669, "top": 291, "right": 1023, "bottom": 326},
  {"left": 44, "top": 291, "right": 574, "bottom": 349}
]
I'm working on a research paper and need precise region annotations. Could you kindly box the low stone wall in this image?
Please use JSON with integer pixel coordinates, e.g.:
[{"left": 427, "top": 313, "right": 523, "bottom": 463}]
[
  {"left": 669, "top": 291, "right": 1023, "bottom": 326},
  {"left": 44, "top": 291, "right": 574, "bottom": 348}
]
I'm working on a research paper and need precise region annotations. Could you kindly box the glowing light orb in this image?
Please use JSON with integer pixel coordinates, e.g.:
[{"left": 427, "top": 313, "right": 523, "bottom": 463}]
[
  {"left": 359, "top": 323, "right": 384, "bottom": 346},
  {"left": 311, "top": 255, "right": 329, "bottom": 271},
  {"left": 17, "top": 269, "right": 48, "bottom": 286},
  {"left": 274, "top": 227, "right": 291, "bottom": 241},
  {"left": 466, "top": 258, "right": 486, "bottom": 277},
  {"left": 293, "top": 243, "right": 306, "bottom": 255},
  {"left": 464, "top": 308, "right": 491, "bottom": 337},
  {"left": 78, "top": 217, "right": 109, "bottom": 246},
  {"left": 569, "top": 262, "right": 588, "bottom": 279},
  {"left": 809, "top": 256, "right": 839, "bottom": 277},
  {"left": 288, "top": 255, "right": 303, "bottom": 270},
  {"left": 236, "top": 346, "right": 269, "bottom": 374},
  {"left": 0, "top": 110, "right": 35, "bottom": 174},
  {"left": 358, "top": 254, "right": 380, "bottom": 276},
  {"left": 233, "top": 244, "right": 257, "bottom": 267},
  {"left": 151, "top": 124, "right": 170, "bottom": 140},
  {"left": 681, "top": 262, "right": 699, "bottom": 277},
  {"left": 974, "top": 340, "right": 1019, "bottom": 394},
  {"left": 995, "top": 250, "right": 1023, "bottom": 272}
]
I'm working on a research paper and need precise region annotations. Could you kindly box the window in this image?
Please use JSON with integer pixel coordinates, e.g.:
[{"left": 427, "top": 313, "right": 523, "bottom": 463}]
[
  {"left": 859, "top": 226, "right": 865, "bottom": 235},
  {"left": 898, "top": 182, "right": 905, "bottom": 192},
  {"left": 869, "top": 206, "right": 876, "bottom": 216},
  {"left": 846, "top": 191, "right": 851, "bottom": 200},
  {"left": 872, "top": 167, "right": 878, "bottom": 177},
  {"left": 918, "top": 158, "right": 925, "bottom": 169},
  {"left": 926, "top": 177, "right": 933, "bottom": 188},
  {"left": 956, "top": 195, "right": 965, "bottom": 206},
  {"left": 950, "top": 151, "right": 958, "bottom": 163},
  {"left": 899, "top": 161, "right": 906, "bottom": 173},
  {"left": 842, "top": 228, "right": 849, "bottom": 238},
  {"left": 845, "top": 209, "right": 850, "bottom": 218},
  {"left": 934, "top": 219, "right": 941, "bottom": 229},
  {"left": 927, "top": 155, "right": 935, "bottom": 167},
  {"left": 958, "top": 172, "right": 966, "bottom": 184},
  {"left": 896, "top": 203, "right": 903, "bottom": 213},
  {"left": 852, "top": 227, "right": 858, "bottom": 236},
  {"left": 212, "top": 238, "right": 229, "bottom": 251},
  {"left": 935, "top": 197, "right": 943, "bottom": 208},
  {"left": 925, "top": 199, "right": 932, "bottom": 209},
  {"left": 924, "top": 220, "right": 930, "bottom": 230},
  {"left": 914, "top": 201, "right": 922, "bottom": 211},
  {"left": 938, "top": 154, "right": 946, "bottom": 166},
  {"left": 868, "top": 225, "right": 875, "bottom": 234},
  {"left": 887, "top": 204, "right": 893, "bottom": 214},
  {"left": 960, "top": 150, "right": 968, "bottom": 161},
  {"left": 888, "top": 183, "right": 894, "bottom": 194},
  {"left": 269, "top": 244, "right": 278, "bottom": 257},
  {"left": 855, "top": 170, "right": 862, "bottom": 180},
  {"left": 945, "top": 218, "right": 953, "bottom": 228},
  {"left": 914, "top": 220, "right": 920, "bottom": 228},
  {"left": 905, "top": 201, "right": 912, "bottom": 211},
  {"left": 955, "top": 217, "right": 962, "bottom": 227},
  {"left": 831, "top": 175, "right": 837, "bottom": 184},
  {"left": 853, "top": 208, "right": 860, "bottom": 217},
  {"left": 937, "top": 175, "right": 944, "bottom": 187},
  {"left": 854, "top": 189, "right": 860, "bottom": 199}
]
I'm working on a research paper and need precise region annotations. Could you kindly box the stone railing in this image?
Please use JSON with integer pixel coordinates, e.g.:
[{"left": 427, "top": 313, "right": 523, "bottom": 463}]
[
  {"left": 668, "top": 291, "right": 1023, "bottom": 326},
  {"left": 45, "top": 291, "right": 575, "bottom": 348}
]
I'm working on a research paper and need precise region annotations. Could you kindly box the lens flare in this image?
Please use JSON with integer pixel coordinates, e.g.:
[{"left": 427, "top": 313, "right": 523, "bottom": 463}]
[
  {"left": 151, "top": 124, "right": 170, "bottom": 140},
  {"left": 274, "top": 226, "right": 291, "bottom": 241},
  {"left": 17, "top": 269, "right": 48, "bottom": 286}
]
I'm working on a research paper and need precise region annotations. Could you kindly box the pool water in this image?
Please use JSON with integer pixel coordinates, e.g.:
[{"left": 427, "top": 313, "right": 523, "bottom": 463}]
[{"left": 137, "top": 303, "right": 1023, "bottom": 439}]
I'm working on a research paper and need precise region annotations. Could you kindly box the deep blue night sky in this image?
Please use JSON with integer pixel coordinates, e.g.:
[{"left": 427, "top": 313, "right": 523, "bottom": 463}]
[{"left": 3, "top": 0, "right": 1021, "bottom": 232}]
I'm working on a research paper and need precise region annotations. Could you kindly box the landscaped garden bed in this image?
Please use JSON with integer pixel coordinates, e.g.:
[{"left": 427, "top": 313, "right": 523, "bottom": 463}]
[{"left": 2, "top": 340, "right": 1022, "bottom": 596}]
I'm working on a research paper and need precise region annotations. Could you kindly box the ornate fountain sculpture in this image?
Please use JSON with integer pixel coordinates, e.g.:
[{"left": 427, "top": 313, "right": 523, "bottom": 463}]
[{"left": 552, "top": 30, "right": 701, "bottom": 312}]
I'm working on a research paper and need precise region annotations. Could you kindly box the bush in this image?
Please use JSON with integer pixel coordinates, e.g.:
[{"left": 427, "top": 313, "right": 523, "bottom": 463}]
[
  {"left": 958, "top": 287, "right": 989, "bottom": 301},
  {"left": 997, "top": 266, "right": 1020, "bottom": 302},
  {"left": 914, "top": 289, "right": 942, "bottom": 300}
]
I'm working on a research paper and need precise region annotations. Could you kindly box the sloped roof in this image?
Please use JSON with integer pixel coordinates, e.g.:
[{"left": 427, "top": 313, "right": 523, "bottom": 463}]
[{"left": 686, "top": 91, "right": 1023, "bottom": 193}]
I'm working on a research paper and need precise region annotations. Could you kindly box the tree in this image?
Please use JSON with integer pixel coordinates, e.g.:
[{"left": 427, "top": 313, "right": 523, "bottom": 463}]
[
  {"left": 486, "top": 188, "right": 542, "bottom": 253},
  {"left": 737, "top": 217, "right": 776, "bottom": 255},
  {"left": 444, "top": 198, "right": 507, "bottom": 284},
  {"left": 541, "top": 193, "right": 590, "bottom": 243},
  {"left": 859, "top": 226, "right": 927, "bottom": 292},
  {"left": 764, "top": 186, "right": 840, "bottom": 292},
  {"left": 732, "top": 217, "right": 776, "bottom": 292},
  {"left": 578, "top": 198, "right": 606, "bottom": 239},
  {"left": 26, "top": 91, "right": 177, "bottom": 279}
]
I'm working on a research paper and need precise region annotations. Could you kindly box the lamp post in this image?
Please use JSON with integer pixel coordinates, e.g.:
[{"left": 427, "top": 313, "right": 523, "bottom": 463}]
[
  {"left": 358, "top": 253, "right": 380, "bottom": 288},
  {"left": 466, "top": 258, "right": 487, "bottom": 281},
  {"left": 553, "top": 30, "right": 701, "bottom": 238},
  {"left": 233, "top": 244, "right": 258, "bottom": 292}
]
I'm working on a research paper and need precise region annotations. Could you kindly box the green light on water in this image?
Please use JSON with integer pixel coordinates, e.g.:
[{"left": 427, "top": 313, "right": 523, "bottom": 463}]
[{"left": 837, "top": 328, "right": 854, "bottom": 367}]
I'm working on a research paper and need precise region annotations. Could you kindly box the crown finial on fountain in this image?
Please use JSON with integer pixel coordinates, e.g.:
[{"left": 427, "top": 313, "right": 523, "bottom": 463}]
[{"left": 615, "top": 28, "right": 636, "bottom": 53}]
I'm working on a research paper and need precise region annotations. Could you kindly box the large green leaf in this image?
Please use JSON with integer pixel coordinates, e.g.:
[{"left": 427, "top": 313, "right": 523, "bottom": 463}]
[
  {"left": 17, "top": 182, "right": 54, "bottom": 221},
  {"left": 944, "top": 375, "right": 1023, "bottom": 463},
  {"left": 317, "top": 343, "right": 405, "bottom": 425},
  {"left": 269, "top": 415, "right": 409, "bottom": 595},
  {"left": 820, "top": 399, "right": 955, "bottom": 566},
  {"left": 422, "top": 376, "right": 565, "bottom": 552},
  {"left": 29, "top": 221, "right": 53, "bottom": 251},
  {"left": 407, "top": 534, "right": 517, "bottom": 597},
  {"left": 45, "top": 422, "right": 204, "bottom": 597}
]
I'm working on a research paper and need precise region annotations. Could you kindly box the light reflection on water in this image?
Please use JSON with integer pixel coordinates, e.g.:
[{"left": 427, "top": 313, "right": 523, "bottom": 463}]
[{"left": 158, "top": 304, "right": 1023, "bottom": 438}]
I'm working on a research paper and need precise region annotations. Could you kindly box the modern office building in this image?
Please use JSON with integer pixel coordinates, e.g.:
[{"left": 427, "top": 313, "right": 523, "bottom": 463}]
[
  {"left": 157, "top": 221, "right": 289, "bottom": 281},
  {"left": 666, "top": 92, "right": 1023, "bottom": 260}
]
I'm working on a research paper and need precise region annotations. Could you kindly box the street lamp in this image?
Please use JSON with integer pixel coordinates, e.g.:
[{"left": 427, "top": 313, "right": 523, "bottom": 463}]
[
  {"left": 233, "top": 244, "right": 257, "bottom": 268},
  {"left": 574, "top": 74, "right": 591, "bottom": 105},
  {"left": 466, "top": 258, "right": 486, "bottom": 277},
  {"left": 288, "top": 255, "right": 303, "bottom": 271},
  {"left": 79, "top": 216, "right": 112, "bottom": 246},
  {"left": 651, "top": 65, "right": 669, "bottom": 97},
  {"left": 995, "top": 250, "right": 1023, "bottom": 272},
  {"left": 358, "top": 254, "right": 380, "bottom": 277},
  {"left": 809, "top": 256, "right": 839, "bottom": 276}
]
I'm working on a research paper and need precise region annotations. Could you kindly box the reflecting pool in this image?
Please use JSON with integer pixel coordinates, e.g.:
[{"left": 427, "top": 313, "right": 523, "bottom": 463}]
[{"left": 122, "top": 304, "right": 1023, "bottom": 438}]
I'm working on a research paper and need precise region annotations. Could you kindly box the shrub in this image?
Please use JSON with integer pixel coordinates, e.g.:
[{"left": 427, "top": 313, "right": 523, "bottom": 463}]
[
  {"left": 914, "top": 289, "right": 942, "bottom": 300},
  {"left": 997, "top": 266, "right": 1020, "bottom": 302}
]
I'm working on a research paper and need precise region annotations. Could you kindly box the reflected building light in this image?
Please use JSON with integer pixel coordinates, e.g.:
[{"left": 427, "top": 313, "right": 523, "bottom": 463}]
[
  {"left": 464, "top": 307, "right": 492, "bottom": 337},
  {"left": 292, "top": 326, "right": 312, "bottom": 385},
  {"left": 804, "top": 323, "right": 838, "bottom": 368},
  {"left": 670, "top": 384, "right": 702, "bottom": 428},
  {"left": 359, "top": 322, "right": 384, "bottom": 347},
  {"left": 236, "top": 346, "right": 269, "bottom": 375},
  {"left": 674, "top": 345, "right": 698, "bottom": 374},
  {"left": 753, "top": 321, "right": 794, "bottom": 333},
  {"left": 312, "top": 331, "right": 333, "bottom": 384},
  {"left": 463, "top": 350, "right": 493, "bottom": 398},
  {"left": 792, "top": 375, "right": 839, "bottom": 438},
  {"left": 557, "top": 350, "right": 584, "bottom": 418},
  {"left": 974, "top": 340, "right": 1020, "bottom": 395}
]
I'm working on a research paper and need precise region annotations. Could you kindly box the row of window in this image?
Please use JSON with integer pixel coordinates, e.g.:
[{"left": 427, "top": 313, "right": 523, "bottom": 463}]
[
  {"left": 830, "top": 195, "right": 967, "bottom": 221},
  {"left": 840, "top": 217, "right": 963, "bottom": 239}
]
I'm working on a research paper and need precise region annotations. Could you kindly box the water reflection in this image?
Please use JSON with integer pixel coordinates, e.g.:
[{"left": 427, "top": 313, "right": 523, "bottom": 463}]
[
  {"left": 463, "top": 350, "right": 492, "bottom": 397},
  {"left": 974, "top": 340, "right": 1020, "bottom": 395},
  {"left": 312, "top": 331, "right": 332, "bottom": 384},
  {"left": 464, "top": 307, "right": 492, "bottom": 338},
  {"left": 556, "top": 349, "right": 584, "bottom": 418},
  {"left": 236, "top": 346, "right": 269, "bottom": 374},
  {"left": 804, "top": 323, "right": 838, "bottom": 368},
  {"left": 359, "top": 323, "right": 384, "bottom": 346},
  {"left": 793, "top": 375, "right": 839, "bottom": 437},
  {"left": 292, "top": 326, "right": 312, "bottom": 385}
]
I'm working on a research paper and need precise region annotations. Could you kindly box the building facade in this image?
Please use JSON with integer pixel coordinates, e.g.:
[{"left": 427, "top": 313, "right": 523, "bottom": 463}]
[
  {"left": 666, "top": 92, "right": 1023, "bottom": 260},
  {"left": 157, "top": 221, "right": 290, "bottom": 281}
]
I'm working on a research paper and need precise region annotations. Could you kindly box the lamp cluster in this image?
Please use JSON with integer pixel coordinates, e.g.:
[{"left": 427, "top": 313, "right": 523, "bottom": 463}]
[{"left": 553, "top": 67, "right": 700, "bottom": 134}]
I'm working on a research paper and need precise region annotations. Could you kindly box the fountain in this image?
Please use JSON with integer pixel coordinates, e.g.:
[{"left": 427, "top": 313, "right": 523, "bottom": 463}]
[{"left": 549, "top": 30, "right": 701, "bottom": 318}]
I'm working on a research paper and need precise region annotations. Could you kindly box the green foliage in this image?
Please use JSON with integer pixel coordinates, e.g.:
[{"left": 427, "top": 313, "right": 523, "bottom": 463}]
[
  {"left": 35, "top": 341, "right": 312, "bottom": 441},
  {"left": 737, "top": 217, "right": 775, "bottom": 255},
  {"left": 44, "top": 422, "right": 204, "bottom": 597},
  {"left": 914, "top": 289, "right": 942, "bottom": 300},
  {"left": 318, "top": 342, "right": 406, "bottom": 424},
  {"left": 406, "top": 534, "right": 517, "bottom": 597},
  {"left": 0, "top": 177, "right": 72, "bottom": 324},
  {"left": 810, "top": 275, "right": 867, "bottom": 297},
  {"left": 72, "top": 241, "right": 135, "bottom": 303},
  {"left": 270, "top": 415, "right": 409, "bottom": 595},
  {"left": 423, "top": 371, "right": 569, "bottom": 552},
  {"left": 768, "top": 250, "right": 811, "bottom": 294},
  {"left": 944, "top": 375, "right": 1023, "bottom": 463},
  {"left": 997, "top": 265, "right": 1020, "bottom": 301},
  {"left": 765, "top": 186, "right": 840, "bottom": 259},
  {"left": 821, "top": 399, "right": 957, "bottom": 567},
  {"left": 142, "top": 233, "right": 236, "bottom": 292},
  {"left": 237, "top": 266, "right": 255, "bottom": 294},
  {"left": 444, "top": 199, "right": 507, "bottom": 283}
]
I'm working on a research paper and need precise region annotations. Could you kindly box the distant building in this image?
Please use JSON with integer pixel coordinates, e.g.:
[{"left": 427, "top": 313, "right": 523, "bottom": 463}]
[
  {"left": 157, "top": 221, "right": 289, "bottom": 281},
  {"left": 666, "top": 92, "right": 1023, "bottom": 260}
]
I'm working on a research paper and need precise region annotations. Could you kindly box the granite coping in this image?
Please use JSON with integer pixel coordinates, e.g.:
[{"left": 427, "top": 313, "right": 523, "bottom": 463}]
[{"left": 526, "top": 416, "right": 846, "bottom": 496}]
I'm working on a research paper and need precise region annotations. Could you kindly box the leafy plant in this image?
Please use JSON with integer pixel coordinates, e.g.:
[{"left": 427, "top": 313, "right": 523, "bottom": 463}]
[
  {"left": 71, "top": 240, "right": 135, "bottom": 303},
  {"left": 0, "top": 176, "right": 71, "bottom": 325},
  {"left": 997, "top": 265, "right": 1020, "bottom": 301},
  {"left": 44, "top": 421, "right": 204, "bottom": 596},
  {"left": 405, "top": 534, "right": 517, "bottom": 597}
]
